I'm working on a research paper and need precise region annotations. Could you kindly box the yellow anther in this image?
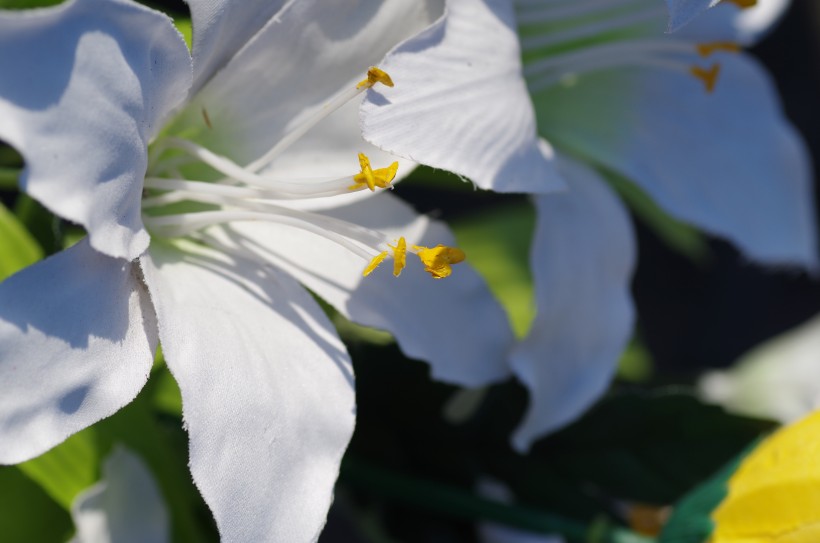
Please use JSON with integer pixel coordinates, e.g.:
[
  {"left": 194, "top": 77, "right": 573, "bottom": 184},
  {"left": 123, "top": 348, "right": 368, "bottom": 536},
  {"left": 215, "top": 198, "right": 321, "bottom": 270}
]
[
  {"left": 724, "top": 0, "right": 756, "bottom": 8},
  {"left": 363, "top": 251, "right": 389, "bottom": 277},
  {"left": 356, "top": 66, "right": 395, "bottom": 90},
  {"left": 690, "top": 64, "right": 720, "bottom": 93},
  {"left": 389, "top": 237, "right": 407, "bottom": 277},
  {"left": 412, "top": 244, "right": 466, "bottom": 279},
  {"left": 361, "top": 237, "right": 407, "bottom": 277},
  {"left": 349, "top": 153, "right": 399, "bottom": 192},
  {"left": 696, "top": 41, "right": 741, "bottom": 57}
]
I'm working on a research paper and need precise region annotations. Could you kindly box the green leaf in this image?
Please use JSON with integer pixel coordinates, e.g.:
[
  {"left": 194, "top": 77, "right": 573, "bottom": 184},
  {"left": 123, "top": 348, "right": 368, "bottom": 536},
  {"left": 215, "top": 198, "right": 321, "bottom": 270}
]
[
  {"left": 451, "top": 202, "right": 536, "bottom": 337},
  {"left": 0, "top": 167, "right": 19, "bottom": 190},
  {"left": 17, "top": 429, "right": 100, "bottom": 510},
  {"left": 526, "top": 389, "right": 772, "bottom": 505},
  {"left": 0, "top": 0, "right": 61, "bottom": 8},
  {"left": 658, "top": 443, "right": 756, "bottom": 543},
  {"left": 0, "top": 467, "right": 73, "bottom": 543},
  {"left": 0, "top": 201, "right": 43, "bottom": 280}
]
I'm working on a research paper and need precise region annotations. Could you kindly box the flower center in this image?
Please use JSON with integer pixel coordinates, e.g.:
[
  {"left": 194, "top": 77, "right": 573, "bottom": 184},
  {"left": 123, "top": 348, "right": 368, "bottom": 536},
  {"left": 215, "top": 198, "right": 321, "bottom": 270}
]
[
  {"left": 516, "top": 0, "right": 749, "bottom": 94},
  {"left": 141, "top": 67, "right": 464, "bottom": 280}
]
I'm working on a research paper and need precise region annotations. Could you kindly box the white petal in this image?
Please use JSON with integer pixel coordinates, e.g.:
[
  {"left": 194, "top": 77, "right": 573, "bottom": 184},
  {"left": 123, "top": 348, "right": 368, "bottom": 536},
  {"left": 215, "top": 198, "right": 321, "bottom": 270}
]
[
  {"left": 204, "top": 191, "right": 513, "bottom": 386},
  {"left": 674, "top": 0, "right": 790, "bottom": 44},
  {"left": 0, "top": 0, "right": 191, "bottom": 259},
  {"left": 533, "top": 55, "right": 817, "bottom": 269},
  {"left": 665, "top": 0, "right": 721, "bottom": 32},
  {"left": 71, "top": 446, "right": 169, "bottom": 543},
  {"left": 0, "top": 239, "right": 158, "bottom": 464},
  {"left": 699, "top": 313, "right": 820, "bottom": 424},
  {"left": 362, "top": 0, "right": 563, "bottom": 193},
  {"left": 510, "top": 158, "right": 635, "bottom": 452},
  {"left": 185, "top": 0, "right": 287, "bottom": 92},
  {"left": 175, "top": 0, "right": 442, "bottom": 167},
  {"left": 140, "top": 240, "right": 355, "bottom": 543}
]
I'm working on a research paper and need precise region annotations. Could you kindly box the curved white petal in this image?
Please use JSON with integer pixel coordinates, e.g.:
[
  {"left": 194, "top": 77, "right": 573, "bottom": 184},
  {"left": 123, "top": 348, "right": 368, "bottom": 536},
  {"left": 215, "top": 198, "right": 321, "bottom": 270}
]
[
  {"left": 258, "top": 98, "right": 416, "bottom": 182},
  {"left": 140, "top": 240, "right": 355, "bottom": 543},
  {"left": 174, "top": 0, "right": 442, "bottom": 168},
  {"left": 510, "top": 158, "right": 635, "bottom": 452},
  {"left": 0, "top": 240, "right": 158, "bottom": 464},
  {"left": 534, "top": 54, "right": 817, "bottom": 269},
  {"left": 0, "top": 0, "right": 191, "bottom": 259},
  {"left": 674, "top": 0, "right": 790, "bottom": 44},
  {"left": 203, "top": 191, "right": 513, "bottom": 386},
  {"left": 185, "top": 0, "right": 287, "bottom": 92},
  {"left": 70, "top": 446, "right": 169, "bottom": 543},
  {"left": 362, "top": 0, "right": 563, "bottom": 193}
]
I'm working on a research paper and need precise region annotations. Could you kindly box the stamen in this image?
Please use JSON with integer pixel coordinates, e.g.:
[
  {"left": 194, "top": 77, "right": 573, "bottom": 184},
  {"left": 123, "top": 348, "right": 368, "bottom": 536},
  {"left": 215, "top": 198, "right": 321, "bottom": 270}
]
[
  {"left": 696, "top": 41, "right": 740, "bottom": 56},
  {"left": 363, "top": 251, "right": 389, "bottom": 277},
  {"left": 725, "top": 0, "right": 756, "bottom": 8},
  {"left": 202, "top": 108, "right": 213, "bottom": 129},
  {"left": 246, "top": 66, "right": 394, "bottom": 173},
  {"left": 144, "top": 210, "right": 378, "bottom": 261},
  {"left": 356, "top": 66, "right": 395, "bottom": 90},
  {"left": 412, "top": 244, "right": 466, "bottom": 279},
  {"left": 361, "top": 236, "right": 408, "bottom": 277},
  {"left": 349, "top": 153, "right": 399, "bottom": 192},
  {"left": 690, "top": 63, "right": 720, "bottom": 92},
  {"left": 521, "top": 6, "right": 666, "bottom": 52},
  {"left": 390, "top": 237, "right": 407, "bottom": 277}
]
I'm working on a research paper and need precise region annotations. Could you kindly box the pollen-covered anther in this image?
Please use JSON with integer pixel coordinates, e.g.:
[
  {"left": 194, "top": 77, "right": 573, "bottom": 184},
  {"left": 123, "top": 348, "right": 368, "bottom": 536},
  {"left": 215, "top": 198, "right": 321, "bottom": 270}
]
[
  {"left": 356, "top": 66, "right": 394, "bottom": 90},
  {"left": 362, "top": 236, "right": 408, "bottom": 277},
  {"left": 349, "top": 153, "right": 399, "bottom": 192},
  {"left": 412, "top": 244, "right": 466, "bottom": 279},
  {"left": 363, "top": 251, "right": 389, "bottom": 277},
  {"left": 724, "top": 0, "right": 757, "bottom": 9},
  {"left": 696, "top": 41, "right": 740, "bottom": 57},
  {"left": 690, "top": 64, "right": 721, "bottom": 93}
]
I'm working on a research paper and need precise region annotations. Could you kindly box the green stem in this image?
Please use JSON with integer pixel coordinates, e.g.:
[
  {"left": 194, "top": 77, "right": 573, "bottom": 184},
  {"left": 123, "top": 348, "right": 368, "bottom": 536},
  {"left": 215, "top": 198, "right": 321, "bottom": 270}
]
[{"left": 340, "top": 459, "right": 655, "bottom": 543}]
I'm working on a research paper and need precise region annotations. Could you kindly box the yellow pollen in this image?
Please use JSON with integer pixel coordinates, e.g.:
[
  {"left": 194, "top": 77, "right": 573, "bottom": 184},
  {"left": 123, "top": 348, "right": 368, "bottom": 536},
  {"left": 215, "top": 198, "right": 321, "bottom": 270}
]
[
  {"left": 356, "top": 66, "right": 395, "bottom": 90},
  {"left": 724, "top": 0, "right": 756, "bottom": 8},
  {"left": 389, "top": 237, "right": 407, "bottom": 277},
  {"left": 690, "top": 64, "right": 720, "bottom": 93},
  {"left": 349, "top": 153, "right": 399, "bottom": 192},
  {"left": 412, "top": 244, "right": 466, "bottom": 279},
  {"left": 696, "top": 41, "right": 741, "bottom": 57},
  {"left": 363, "top": 251, "right": 388, "bottom": 277}
]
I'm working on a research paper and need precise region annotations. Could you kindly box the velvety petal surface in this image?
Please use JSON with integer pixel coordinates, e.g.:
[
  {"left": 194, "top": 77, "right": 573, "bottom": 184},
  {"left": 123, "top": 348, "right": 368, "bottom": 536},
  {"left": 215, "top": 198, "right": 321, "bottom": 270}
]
[
  {"left": 185, "top": 0, "right": 286, "bottom": 92},
  {"left": 173, "top": 0, "right": 442, "bottom": 167},
  {"left": 202, "top": 191, "right": 513, "bottom": 386},
  {"left": 70, "top": 447, "right": 170, "bottom": 543},
  {"left": 0, "top": 0, "right": 191, "bottom": 259},
  {"left": 140, "top": 240, "right": 355, "bottom": 543},
  {"left": 0, "top": 239, "right": 158, "bottom": 464},
  {"left": 533, "top": 54, "right": 817, "bottom": 268},
  {"left": 362, "top": 0, "right": 563, "bottom": 193},
  {"left": 510, "top": 158, "right": 636, "bottom": 451}
]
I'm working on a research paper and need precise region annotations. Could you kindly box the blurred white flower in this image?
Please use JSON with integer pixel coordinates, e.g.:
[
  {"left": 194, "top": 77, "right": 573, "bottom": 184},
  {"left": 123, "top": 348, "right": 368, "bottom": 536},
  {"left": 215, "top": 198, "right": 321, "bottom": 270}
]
[
  {"left": 70, "top": 447, "right": 169, "bottom": 543},
  {"left": 361, "top": 0, "right": 814, "bottom": 450}
]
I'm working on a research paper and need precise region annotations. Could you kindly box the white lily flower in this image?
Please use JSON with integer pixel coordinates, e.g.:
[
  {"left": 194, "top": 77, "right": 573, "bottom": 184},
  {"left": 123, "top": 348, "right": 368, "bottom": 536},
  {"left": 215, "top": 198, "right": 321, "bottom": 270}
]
[
  {"left": 70, "top": 446, "right": 170, "bottom": 543},
  {"left": 0, "top": 0, "right": 514, "bottom": 540},
  {"left": 361, "top": 0, "right": 815, "bottom": 450}
]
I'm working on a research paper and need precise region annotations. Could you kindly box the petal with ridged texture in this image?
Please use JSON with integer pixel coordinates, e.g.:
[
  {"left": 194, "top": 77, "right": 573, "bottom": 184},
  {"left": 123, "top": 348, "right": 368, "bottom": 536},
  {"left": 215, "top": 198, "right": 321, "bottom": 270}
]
[
  {"left": 362, "top": 0, "right": 563, "bottom": 193},
  {"left": 141, "top": 240, "right": 355, "bottom": 543},
  {"left": 0, "top": 239, "right": 157, "bottom": 464},
  {"left": 0, "top": 0, "right": 191, "bottom": 259}
]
